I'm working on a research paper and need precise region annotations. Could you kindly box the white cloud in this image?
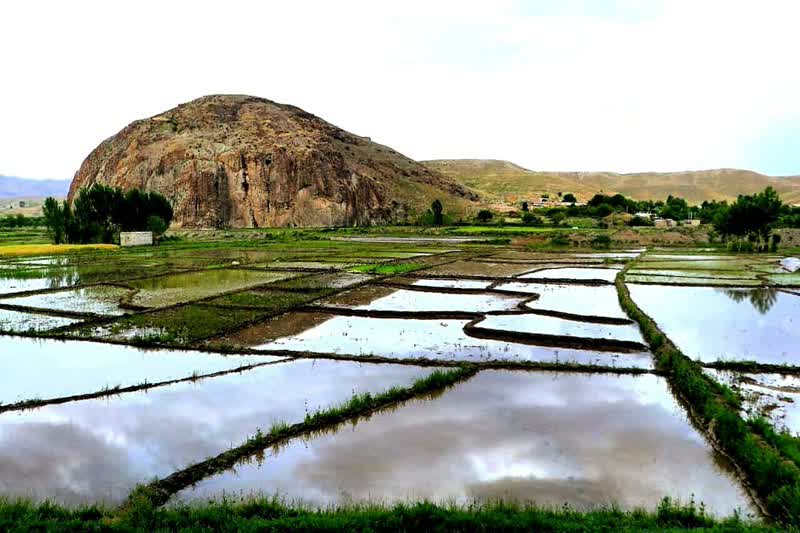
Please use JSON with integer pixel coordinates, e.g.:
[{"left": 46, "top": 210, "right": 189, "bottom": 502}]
[{"left": 1, "top": 0, "right": 798, "bottom": 179}]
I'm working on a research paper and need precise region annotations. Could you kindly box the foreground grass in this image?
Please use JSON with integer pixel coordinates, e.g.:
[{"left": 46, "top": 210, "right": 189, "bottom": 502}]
[
  {"left": 0, "top": 243, "right": 118, "bottom": 257},
  {"left": 0, "top": 498, "right": 775, "bottom": 532},
  {"left": 616, "top": 264, "right": 800, "bottom": 525}
]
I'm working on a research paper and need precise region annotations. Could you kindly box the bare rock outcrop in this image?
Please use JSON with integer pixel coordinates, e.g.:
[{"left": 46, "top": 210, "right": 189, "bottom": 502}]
[{"left": 70, "top": 95, "right": 478, "bottom": 227}]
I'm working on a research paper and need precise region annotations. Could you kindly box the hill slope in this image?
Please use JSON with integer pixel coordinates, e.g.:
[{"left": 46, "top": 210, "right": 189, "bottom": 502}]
[
  {"left": 70, "top": 95, "right": 478, "bottom": 228},
  {"left": 0, "top": 176, "right": 69, "bottom": 199},
  {"left": 424, "top": 159, "right": 800, "bottom": 205}
]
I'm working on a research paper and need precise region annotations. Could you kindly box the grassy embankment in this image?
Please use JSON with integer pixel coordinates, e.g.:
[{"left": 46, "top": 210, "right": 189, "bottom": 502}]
[
  {"left": 616, "top": 263, "right": 800, "bottom": 526},
  {"left": 0, "top": 497, "right": 775, "bottom": 532}
]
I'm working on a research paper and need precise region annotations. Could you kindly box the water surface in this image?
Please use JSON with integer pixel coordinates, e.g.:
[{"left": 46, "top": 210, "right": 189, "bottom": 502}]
[
  {"left": 495, "top": 282, "right": 628, "bottom": 320},
  {"left": 175, "top": 371, "right": 752, "bottom": 516},
  {"left": 474, "top": 314, "right": 645, "bottom": 345},
  {"left": 0, "top": 309, "right": 80, "bottom": 332},
  {"left": 0, "top": 359, "right": 433, "bottom": 506},
  {"left": 129, "top": 269, "right": 294, "bottom": 307},
  {"left": 706, "top": 369, "right": 800, "bottom": 436},
  {"left": 0, "top": 285, "right": 132, "bottom": 316},
  {"left": 412, "top": 279, "right": 493, "bottom": 290},
  {"left": 321, "top": 287, "right": 524, "bottom": 313},
  {"left": 519, "top": 267, "right": 620, "bottom": 283},
  {"left": 628, "top": 285, "right": 799, "bottom": 363},
  {"left": 0, "top": 336, "right": 273, "bottom": 405},
  {"left": 247, "top": 313, "right": 653, "bottom": 368}
]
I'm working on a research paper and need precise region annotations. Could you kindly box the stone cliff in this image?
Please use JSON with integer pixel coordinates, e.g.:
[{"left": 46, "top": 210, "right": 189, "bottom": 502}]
[{"left": 70, "top": 95, "right": 478, "bottom": 227}]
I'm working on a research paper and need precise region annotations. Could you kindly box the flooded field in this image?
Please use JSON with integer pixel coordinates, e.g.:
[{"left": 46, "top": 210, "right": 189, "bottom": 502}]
[
  {"left": 0, "top": 359, "right": 434, "bottom": 505},
  {"left": 628, "top": 285, "right": 799, "bottom": 363},
  {"left": 0, "top": 285, "right": 133, "bottom": 316},
  {"left": 0, "top": 238, "right": 794, "bottom": 521},
  {"left": 175, "top": 371, "right": 754, "bottom": 516},
  {"left": 706, "top": 369, "right": 800, "bottom": 436},
  {"left": 519, "top": 267, "right": 621, "bottom": 283},
  {"left": 0, "top": 309, "right": 80, "bottom": 333},
  {"left": 320, "top": 286, "right": 525, "bottom": 313},
  {"left": 127, "top": 269, "right": 295, "bottom": 307},
  {"left": 495, "top": 282, "right": 630, "bottom": 320},
  {"left": 0, "top": 336, "right": 274, "bottom": 406},
  {"left": 238, "top": 313, "right": 654, "bottom": 368}
]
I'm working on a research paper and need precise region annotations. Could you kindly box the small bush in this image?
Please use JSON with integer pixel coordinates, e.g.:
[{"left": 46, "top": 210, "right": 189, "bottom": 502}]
[
  {"left": 591, "top": 235, "right": 612, "bottom": 248},
  {"left": 521, "top": 212, "right": 542, "bottom": 226},
  {"left": 476, "top": 210, "right": 494, "bottom": 223}
]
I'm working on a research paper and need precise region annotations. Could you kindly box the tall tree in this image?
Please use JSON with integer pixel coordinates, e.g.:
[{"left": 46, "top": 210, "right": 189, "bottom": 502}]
[
  {"left": 431, "top": 199, "right": 443, "bottom": 226},
  {"left": 42, "top": 197, "right": 65, "bottom": 244}
]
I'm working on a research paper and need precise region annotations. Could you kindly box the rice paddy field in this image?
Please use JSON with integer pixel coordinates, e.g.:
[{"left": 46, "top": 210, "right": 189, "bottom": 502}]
[{"left": 1, "top": 230, "right": 799, "bottom": 530}]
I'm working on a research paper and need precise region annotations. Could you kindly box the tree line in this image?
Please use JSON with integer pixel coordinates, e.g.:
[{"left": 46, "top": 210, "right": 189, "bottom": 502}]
[
  {"left": 43, "top": 184, "right": 173, "bottom": 244},
  {"left": 0, "top": 214, "right": 44, "bottom": 228}
]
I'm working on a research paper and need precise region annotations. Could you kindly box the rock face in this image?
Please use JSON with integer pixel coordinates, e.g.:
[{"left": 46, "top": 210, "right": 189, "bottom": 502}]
[{"left": 70, "top": 95, "right": 478, "bottom": 228}]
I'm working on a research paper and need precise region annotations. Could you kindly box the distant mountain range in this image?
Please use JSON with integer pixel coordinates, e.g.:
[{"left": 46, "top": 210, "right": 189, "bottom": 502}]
[
  {"left": 0, "top": 176, "right": 70, "bottom": 199},
  {"left": 423, "top": 159, "right": 800, "bottom": 205}
]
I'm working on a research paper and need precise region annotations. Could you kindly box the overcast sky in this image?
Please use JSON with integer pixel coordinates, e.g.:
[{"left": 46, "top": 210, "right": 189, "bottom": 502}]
[{"left": 2, "top": 0, "right": 799, "bottom": 180}]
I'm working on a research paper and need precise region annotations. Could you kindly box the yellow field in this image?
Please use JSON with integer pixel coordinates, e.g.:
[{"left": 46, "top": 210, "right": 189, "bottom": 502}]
[{"left": 0, "top": 243, "right": 118, "bottom": 257}]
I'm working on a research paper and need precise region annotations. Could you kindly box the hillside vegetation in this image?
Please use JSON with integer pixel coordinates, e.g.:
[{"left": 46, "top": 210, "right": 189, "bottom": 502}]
[{"left": 425, "top": 159, "right": 800, "bottom": 205}]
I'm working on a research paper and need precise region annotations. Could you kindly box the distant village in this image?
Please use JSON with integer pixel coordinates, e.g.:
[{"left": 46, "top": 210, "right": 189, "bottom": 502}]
[{"left": 509, "top": 193, "right": 703, "bottom": 227}]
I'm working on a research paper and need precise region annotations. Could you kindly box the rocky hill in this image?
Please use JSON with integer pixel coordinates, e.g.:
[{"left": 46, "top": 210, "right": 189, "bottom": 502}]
[
  {"left": 424, "top": 159, "right": 800, "bottom": 205},
  {"left": 70, "top": 95, "right": 478, "bottom": 228}
]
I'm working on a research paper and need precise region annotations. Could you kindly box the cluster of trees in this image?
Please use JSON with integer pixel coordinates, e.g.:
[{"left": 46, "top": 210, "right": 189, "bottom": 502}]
[
  {"left": 711, "top": 187, "right": 784, "bottom": 252},
  {"left": 0, "top": 214, "right": 44, "bottom": 228},
  {"left": 43, "top": 184, "right": 173, "bottom": 244}
]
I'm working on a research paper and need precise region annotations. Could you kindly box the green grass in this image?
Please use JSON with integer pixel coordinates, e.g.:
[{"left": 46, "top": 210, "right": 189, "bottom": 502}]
[
  {"left": 350, "top": 263, "right": 427, "bottom": 275},
  {"left": 0, "top": 497, "right": 774, "bottom": 532},
  {"left": 207, "top": 288, "right": 334, "bottom": 309}
]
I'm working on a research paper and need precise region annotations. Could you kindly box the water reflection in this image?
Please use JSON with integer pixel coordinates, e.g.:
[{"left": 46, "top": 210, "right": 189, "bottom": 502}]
[
  {"left": 706, "top": 369, "right": 800, "bottom": 436},
  {"left": 0, "top": 359, "right": 433, "bottom": 506},
  {"left": 249, "top": 313, "right": 653, "bottom": 368},
  {"left": 176, "top": 371, "right": 753, "bottom": 517},
  {"left": 628, "top": 285, "right": 799, "bottom": 364},
  {"left": 0, "top": 336, "right": 272, "bottom": 405},
  {"left": 496, "top": 282, "right": 629, "bottom": 320},
  {"left": 720, "top": 288, "right": 778, "bottom": 314},
  {"left": 519, "top": 267, "right": 621, "bottom": 283}
]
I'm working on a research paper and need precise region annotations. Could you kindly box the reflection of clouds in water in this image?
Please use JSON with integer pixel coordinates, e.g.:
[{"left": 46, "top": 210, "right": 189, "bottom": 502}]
[
  {"left": 0, "top": 360, "right": 430, "bottom": 505},
  {"left": 260, "top": 316, "right": 653, "bottom": 368},
  {"left": 184, "top": 372, "right": 752, "bottom": 516},
  {"left": 0, "top": 422, "right": 137, "bottom": 506},
  {"left": 359, "top": 289, "right": 523, "bottom": 313}
]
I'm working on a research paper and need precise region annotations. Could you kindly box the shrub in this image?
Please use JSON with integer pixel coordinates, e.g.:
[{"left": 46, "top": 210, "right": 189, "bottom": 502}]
[
  {"left": 431, "top": 199, "right": 444, "bottom": 226},
  {"left": 521, "top": 212, "right": 542, "bottom": 226},
  {"left": 591, "top": 235, "right": 612, "bottom": 248},
  {"left": 628, "top": 215, "right": 653, "bottom": 227},
  {"left": 476, "top": 210, "right": 494, "bottom": 223}
]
